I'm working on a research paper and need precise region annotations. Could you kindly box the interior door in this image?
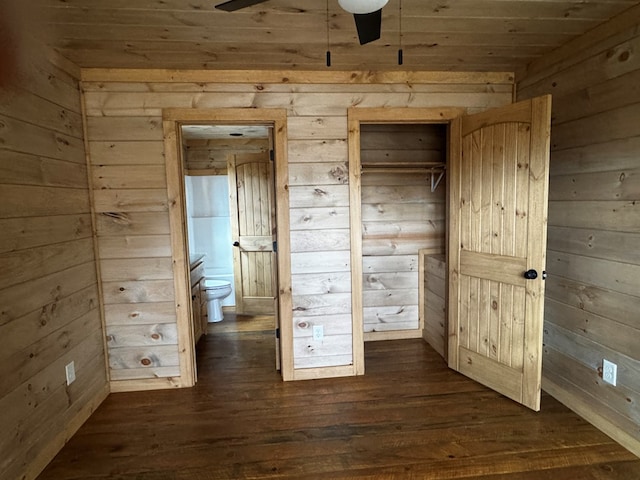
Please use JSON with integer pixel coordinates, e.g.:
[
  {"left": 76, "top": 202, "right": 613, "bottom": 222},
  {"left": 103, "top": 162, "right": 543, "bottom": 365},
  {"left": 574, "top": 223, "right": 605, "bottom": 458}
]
[
  {"left": 228, "top": 152, "right": 276, "bottom": 315},
  {"left": 448, "top": 95, "right": 551, "bottom": 411}
]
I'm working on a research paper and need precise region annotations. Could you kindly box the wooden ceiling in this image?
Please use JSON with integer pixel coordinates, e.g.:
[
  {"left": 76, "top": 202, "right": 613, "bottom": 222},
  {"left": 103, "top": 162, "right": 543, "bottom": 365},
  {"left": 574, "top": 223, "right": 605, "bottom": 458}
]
[{"left": 33, "top": 0, "right": 640, "bottom": 72}]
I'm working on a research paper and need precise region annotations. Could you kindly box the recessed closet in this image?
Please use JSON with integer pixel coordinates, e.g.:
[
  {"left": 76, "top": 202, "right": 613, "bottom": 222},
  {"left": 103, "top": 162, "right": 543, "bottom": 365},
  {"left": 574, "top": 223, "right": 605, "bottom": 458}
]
[{"left": 355, "top": 121, "right": 448, "bottom": 353}]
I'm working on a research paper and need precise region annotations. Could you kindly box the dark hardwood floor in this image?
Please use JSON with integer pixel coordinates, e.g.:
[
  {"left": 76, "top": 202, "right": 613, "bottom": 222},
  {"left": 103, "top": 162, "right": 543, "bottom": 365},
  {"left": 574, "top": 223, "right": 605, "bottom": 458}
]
[{"left": 38, "top": 315, "right": 640, "bottom": 479}]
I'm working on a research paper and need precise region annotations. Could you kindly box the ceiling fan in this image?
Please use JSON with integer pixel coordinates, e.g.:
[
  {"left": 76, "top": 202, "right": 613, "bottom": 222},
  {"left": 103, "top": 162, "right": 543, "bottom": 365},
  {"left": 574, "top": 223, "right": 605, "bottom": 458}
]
[{"left": 215, "top": 0, "right": 389, "bottom": 45}]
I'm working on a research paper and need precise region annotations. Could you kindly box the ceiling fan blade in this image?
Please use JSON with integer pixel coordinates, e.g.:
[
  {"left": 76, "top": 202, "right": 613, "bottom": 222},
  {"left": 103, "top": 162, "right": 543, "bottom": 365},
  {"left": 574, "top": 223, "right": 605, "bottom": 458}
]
[
  {"left": 215, "top": 0, "right": 270, "bottom": 12},
  {"left": 352, "top": 9, "right": 382, "bottom": 45}
]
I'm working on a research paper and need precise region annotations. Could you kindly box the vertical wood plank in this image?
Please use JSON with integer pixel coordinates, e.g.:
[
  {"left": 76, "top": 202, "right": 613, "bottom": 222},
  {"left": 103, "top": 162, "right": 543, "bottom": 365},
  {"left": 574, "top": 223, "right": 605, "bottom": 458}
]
[
  {"left": 80, "top": 88, "right": 111, "bottom": 384},
  {"left": 522, "top": 95, "right": 552, "bottom": 410},
  {"left": 459, "top": 133, "right": 472, "bottom": 351},
  {"left": 511, "top": 122, "right": 531, "bottom": 370},
  {"left": 227, "top": 155, "right": 244, "bottom": 313},
  {"left": 348, "top": 110, "right": 364, "bottom": 375},
  {"left": 489, "top": 125, "right": 505, "bottom": 360},
  {"left": 162, "top": 119, "right": 195, "bottom": 387},
  {"left": 447, "top": 116, "right": 462, "bottom": 370}
]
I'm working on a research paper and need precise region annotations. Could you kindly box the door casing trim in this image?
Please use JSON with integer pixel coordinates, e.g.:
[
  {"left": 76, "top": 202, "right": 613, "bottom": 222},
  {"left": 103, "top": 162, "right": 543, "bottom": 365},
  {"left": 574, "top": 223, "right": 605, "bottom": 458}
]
[{"left": 162, "top": 108, "right": 293, "bottom": 383}]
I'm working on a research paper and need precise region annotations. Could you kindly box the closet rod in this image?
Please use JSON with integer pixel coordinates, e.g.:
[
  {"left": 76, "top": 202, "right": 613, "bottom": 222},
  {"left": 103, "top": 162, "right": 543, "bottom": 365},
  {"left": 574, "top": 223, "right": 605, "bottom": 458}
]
[
  {"left": 361, "top": 161, "right": 444, "bottom": 169},
  {"left": 360, "top": 165, "right": 446, "bottom": 192},
  {"left": 360, "top": 167, "right": 439, "bottom": 174}
]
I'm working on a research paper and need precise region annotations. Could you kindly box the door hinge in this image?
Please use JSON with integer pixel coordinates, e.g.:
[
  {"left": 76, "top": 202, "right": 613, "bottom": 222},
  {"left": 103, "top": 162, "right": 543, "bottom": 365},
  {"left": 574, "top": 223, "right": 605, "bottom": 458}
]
[
  {"left": 275, "top": 327, "right": 280, "bottom": 339},
  {"left": 269, "top": 149, "right": 275, "bottom": 161},
  {"left": 272, "top": 240, "right": 277, "bottom": 253}
]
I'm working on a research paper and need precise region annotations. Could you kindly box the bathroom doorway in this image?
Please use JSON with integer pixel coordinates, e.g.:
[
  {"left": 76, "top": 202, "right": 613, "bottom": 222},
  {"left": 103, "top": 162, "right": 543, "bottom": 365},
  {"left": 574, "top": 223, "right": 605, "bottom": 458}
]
[
  {"left": 181, "top": 125, "right": 275, "bottom": 317},
  {"left": 163, "top": 108, "right": 294, "bottom": 383}
]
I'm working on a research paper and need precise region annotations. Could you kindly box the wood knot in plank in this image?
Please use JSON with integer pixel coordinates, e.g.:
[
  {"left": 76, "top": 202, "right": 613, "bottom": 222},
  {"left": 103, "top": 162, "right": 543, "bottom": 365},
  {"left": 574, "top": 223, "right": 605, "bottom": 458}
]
[
  {"left": 102, "top": 212, "right": 130, "bottom": 225},
  {"left": 330, "top": 165, "right": 348, "bottom": 184}
]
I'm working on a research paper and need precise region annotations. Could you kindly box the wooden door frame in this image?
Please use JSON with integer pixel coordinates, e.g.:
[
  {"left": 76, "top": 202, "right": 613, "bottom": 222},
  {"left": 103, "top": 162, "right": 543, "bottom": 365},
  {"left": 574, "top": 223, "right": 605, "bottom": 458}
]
[
  {"left": 347, "top": 107, "right": 466, "bottom": 375},
  {"left": 163, "top": 108, "right": 294, "bottom": 384}
]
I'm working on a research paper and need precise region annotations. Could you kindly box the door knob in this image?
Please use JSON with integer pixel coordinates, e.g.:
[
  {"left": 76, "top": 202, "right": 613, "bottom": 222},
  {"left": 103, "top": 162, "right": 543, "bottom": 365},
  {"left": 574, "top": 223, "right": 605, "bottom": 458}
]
[
  {"left": 524, "top": 269, "right": 538, "bottom": 280},
  {"left": 233, "top": 241, "right": 240, "bottom": 247}
]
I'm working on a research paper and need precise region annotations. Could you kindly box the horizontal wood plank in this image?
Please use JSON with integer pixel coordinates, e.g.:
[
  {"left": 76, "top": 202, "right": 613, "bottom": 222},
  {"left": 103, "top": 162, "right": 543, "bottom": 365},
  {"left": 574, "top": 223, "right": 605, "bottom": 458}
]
[
  {"left": 0, "top": 214, "right": 92, "bottom": 254},
  {"left": 104, "top": 302, "right": 177, "bottom": 326},
  {"left": 89, "top": 141, "right": 165, "bottom": 165}
]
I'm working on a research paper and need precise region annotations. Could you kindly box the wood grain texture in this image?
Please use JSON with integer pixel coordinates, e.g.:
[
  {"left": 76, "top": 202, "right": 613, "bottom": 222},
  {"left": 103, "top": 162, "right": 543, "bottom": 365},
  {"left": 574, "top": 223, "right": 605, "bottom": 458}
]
[
  {"left": 33, "top": 0, "right": 639, "bottom": 73},
  {"left": 449, "top": 96, "right": 551, "bottom": 411},
  {"left": 0, "top": 48, "right": 107, "bottom": 480},
  {"left": 84, "top": 74, "right": 510, "bottom": 381},
  {"left": 517, "top": 10, "right": 640, "bottom": 456},
  {"left": 358, "top": 122, "right": 447, "bottom": 339},
  {"left": 228, "top": 152, "right": 276, "bottom": 313},
  {"left": 421, "top": 253, "right": 446, "bottom": 358},
  {"left": 37, "top": 330, "right": 640, "bottom": 480}
]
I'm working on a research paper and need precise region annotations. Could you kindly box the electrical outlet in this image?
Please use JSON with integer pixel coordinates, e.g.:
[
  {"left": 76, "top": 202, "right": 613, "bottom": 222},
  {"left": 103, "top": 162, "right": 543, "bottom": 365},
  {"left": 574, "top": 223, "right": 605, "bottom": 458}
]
[
  {"left": 602, "top": 359, "right": 617, "bottom": 386},
  {"left": 312, "top": 325, "right": 324, "bottom": 342},
  {"left": 65, "top": 361, "right": 76, "bottom": 386}
]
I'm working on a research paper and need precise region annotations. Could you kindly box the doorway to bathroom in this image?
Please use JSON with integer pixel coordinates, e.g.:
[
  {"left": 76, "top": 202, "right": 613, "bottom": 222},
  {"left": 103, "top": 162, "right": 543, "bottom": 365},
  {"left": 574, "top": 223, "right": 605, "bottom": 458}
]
[
  {"left": 182, "top": 126, "right": 275, "bottom": 317},
  {"left": 163, "top": 108, "right": 294, "bottom": 383}
]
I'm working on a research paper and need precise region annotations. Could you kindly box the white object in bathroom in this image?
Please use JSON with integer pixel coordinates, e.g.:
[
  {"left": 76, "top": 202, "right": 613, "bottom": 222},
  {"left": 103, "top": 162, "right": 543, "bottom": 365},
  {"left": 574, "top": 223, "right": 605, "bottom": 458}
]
[
  {"left": 204, "top": 279, "right": 233, "bottom": 322},
  {"left": 185, "top": 175, "right": 236, "bottom": 307}
]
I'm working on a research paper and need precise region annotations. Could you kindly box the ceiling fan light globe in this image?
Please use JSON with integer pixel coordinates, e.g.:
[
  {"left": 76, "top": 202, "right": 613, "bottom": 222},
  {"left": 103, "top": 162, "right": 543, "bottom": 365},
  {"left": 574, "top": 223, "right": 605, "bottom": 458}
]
[{"left": 338, "top": 0, "right": 389, "bottom": 14}]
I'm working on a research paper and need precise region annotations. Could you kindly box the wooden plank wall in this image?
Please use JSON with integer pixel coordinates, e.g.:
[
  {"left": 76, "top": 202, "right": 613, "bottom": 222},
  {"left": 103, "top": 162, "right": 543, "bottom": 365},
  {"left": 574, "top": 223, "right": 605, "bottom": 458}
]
[
  {"left": 422, "top": 253, "right": 447, "bottom": 358},
  {"left": 517, "top": 5, "right": 640, "bottom": 456},
  {"left": 360, "top": 124, "right": 446, "bottom": 336},
  {"left": 82, "top": 72, "right": 513, "bottom": 375},
  {"left": 0, "top": 54, "right": 108, "bottom": 479},
  {"left": 88, "top": 111, "right": 180, "bottom": 388},
  {"left": 184, "top": 137, "right": 269, "bottom": 175}
]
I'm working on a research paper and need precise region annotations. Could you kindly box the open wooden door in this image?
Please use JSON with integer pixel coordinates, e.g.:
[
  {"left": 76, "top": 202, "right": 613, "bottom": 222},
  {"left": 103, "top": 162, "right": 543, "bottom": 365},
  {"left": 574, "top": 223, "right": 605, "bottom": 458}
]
[
  {"left": 448, "top": 95, "right": 551, "bottom": 411},
  {"left": 228, "top": 152, "right": 276, "bottom": 315}
]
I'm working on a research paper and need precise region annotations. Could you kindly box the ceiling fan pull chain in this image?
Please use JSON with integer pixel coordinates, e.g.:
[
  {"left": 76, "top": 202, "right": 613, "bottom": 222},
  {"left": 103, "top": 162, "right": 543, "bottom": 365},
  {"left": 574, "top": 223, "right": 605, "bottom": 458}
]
[
  {"left": 398, "top": 0, "right": 403, "bottom": 65},
  {"left": 326, "top": 0, "right": 332, "bottom": 67}
]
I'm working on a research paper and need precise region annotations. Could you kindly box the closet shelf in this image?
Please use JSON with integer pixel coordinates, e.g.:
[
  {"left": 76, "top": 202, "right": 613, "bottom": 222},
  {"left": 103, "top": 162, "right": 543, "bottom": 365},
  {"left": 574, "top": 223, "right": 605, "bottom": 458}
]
[
  {"left": 360, "top": 162, "right": 446, "bottom": 192},
  {"left": 361, "top": 161, "right": 445, "bottom": 169}
]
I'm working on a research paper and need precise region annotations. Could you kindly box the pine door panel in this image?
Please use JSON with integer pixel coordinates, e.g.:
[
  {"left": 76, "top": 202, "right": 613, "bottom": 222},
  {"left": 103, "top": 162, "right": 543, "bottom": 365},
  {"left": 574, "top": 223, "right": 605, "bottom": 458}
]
[
  {"left": 229, "top": 153, "right": 275, "bottom": 314},
  {"left": 449, "top": 95, "right": 551, "bottom": 411}
]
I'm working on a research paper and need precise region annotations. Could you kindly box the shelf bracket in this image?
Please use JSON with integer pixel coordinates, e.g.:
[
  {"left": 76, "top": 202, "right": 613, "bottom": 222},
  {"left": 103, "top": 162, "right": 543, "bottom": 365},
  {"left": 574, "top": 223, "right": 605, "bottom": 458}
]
[{"left": 430, "top": 168, "right": 446, "bottom": 192}]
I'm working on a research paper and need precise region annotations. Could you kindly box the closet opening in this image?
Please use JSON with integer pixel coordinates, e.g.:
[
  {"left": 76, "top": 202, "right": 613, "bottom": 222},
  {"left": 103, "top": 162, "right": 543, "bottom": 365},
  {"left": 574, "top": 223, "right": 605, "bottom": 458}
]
[{"left": 347, "top": 107, "right": 464, "bottom": 374}]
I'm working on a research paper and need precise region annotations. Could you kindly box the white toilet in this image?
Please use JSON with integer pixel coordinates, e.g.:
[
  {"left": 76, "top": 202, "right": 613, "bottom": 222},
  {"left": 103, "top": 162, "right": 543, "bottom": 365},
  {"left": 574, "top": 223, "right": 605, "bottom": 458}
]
[{"left": 203, "top": 279, "right": 232, "bottom": 322}]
